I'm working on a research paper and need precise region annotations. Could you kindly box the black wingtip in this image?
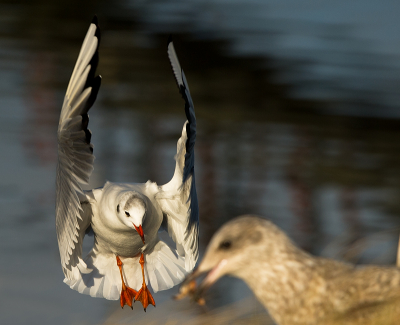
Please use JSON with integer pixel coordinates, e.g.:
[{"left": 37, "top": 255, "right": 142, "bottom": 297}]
[
  {"left": 167, "top": 34, "right": 173, "bottom": 46},
  {"left": 84, "top": 51, "right": 99, "bottom": 89},
  {"left": 83, "top": 75, "right": 102, "bottom": 114},
  {"left": 92, "top": 16, "right": 101, "bottom": 46},
  {"left": 92, "top": 15, "right": 98, "bottom": 26}
]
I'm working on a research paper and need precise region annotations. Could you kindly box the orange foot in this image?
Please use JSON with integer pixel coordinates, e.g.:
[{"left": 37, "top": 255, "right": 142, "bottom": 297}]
[
  {"left": 120, "top": 285, "right": 137, "bottom": 309},
  {"left": 135, "top": 283, "right": 156, "bottom": 311},
  {"left": 134, "top": 253, "right": 156, "bottom": 311},
  {"left": 116, "top": 255, "right": 138, "bottom": 309}
]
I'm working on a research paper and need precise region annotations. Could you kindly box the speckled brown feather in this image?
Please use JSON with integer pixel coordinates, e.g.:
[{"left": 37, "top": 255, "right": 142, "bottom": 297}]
[{"left": 178, "top": 215, "right": 400, "bottom": 325}]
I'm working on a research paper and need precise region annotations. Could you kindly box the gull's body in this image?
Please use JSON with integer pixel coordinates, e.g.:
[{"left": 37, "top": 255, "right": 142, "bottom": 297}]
[
  {"left": 179, "top": 216, "right": 400, "bottom": 325},
  {"left": 90, "top": 183, "right": 161, "bottom": 258},
  {"left": 56, "top": 17, "right": 199, "bottom": 307}
]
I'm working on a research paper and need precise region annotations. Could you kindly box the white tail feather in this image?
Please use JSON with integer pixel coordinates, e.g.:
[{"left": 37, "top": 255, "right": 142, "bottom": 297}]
[{"left": 64, "top": 239, "right": 187, "bottom": 300}]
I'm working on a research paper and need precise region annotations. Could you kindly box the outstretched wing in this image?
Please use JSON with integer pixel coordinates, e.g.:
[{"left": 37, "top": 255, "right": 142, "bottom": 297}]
[
  {"left": 156, "top": 38, "right": 199, "bottom": 271},
  {"left": 56, "top": 17, "right": 101, "bottom": 281}
]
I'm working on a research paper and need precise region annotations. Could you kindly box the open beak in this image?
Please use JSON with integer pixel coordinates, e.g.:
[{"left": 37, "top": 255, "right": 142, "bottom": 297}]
[
  {"left": 174, "top": 259, "right": 228, "bottom": 304},
  {"left": 174, "top": 267, "right": 204, "bottom": 303},
  {"left": 133, "top": 224, "right": 145, "bottom": 244}
]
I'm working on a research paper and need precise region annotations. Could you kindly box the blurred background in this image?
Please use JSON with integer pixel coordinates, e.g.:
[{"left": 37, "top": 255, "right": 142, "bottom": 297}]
[{"left": 1, "top": 0, "right": 400, "bottom": 324}]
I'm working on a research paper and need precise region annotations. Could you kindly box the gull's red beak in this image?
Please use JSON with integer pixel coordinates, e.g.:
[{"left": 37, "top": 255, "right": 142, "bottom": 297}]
[{"left": 133, "top": 224, "right": 145, "bottom": 244}]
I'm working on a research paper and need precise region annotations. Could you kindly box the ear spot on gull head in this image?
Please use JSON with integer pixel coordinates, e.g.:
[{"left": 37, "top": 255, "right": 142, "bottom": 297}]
[
  {"left": 117, "top": 204, "right": 120, "bottom": 213},
  {"left": 248, "top": 230, "right": 262, "bottom": 244}
]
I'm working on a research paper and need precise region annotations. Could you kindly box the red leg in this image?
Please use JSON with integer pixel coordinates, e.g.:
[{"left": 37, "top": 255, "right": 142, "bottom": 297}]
[
  {"left": 116, "top": 256, "right": 137, "bottom": 309},
  {"left": 134, "top": 253, "right": 156, "bottom": 311}
]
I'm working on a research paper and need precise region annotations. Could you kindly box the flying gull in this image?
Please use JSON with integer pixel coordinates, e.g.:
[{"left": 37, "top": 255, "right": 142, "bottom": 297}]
[{"left": 56, "top": 16, "right": 198, "bottom": 311}]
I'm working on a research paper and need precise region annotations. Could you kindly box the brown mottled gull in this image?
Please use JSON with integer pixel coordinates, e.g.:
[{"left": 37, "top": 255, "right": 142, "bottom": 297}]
[{"left": 176, "top": 215, "right": 400, "bottom": 325}]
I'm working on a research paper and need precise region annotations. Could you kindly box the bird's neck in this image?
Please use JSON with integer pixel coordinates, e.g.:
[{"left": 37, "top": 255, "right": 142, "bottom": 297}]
[{"left": 239, "top": 246, "right": 333, "bottom": 325}]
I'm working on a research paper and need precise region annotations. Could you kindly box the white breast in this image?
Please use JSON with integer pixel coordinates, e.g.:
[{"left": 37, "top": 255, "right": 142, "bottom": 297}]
[{"left": 91, "top": 181, "right": 163, "bottom": 257}]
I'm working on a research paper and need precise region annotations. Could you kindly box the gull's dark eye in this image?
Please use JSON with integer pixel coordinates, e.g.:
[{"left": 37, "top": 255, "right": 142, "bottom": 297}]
[
  {"left": 125, "top": 211, "right": 130, "bottom": 217},
  {"left": 117, "top": 204, "right": 120, "bottom": 213},
  {"left": 219, "top": 240, "right": 231, "bottom": 250}
]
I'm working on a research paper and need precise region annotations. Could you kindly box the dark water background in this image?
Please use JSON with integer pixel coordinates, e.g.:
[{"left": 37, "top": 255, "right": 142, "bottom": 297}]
[{"left": 1, "top": 1, "right": 400, "bottom": 324}]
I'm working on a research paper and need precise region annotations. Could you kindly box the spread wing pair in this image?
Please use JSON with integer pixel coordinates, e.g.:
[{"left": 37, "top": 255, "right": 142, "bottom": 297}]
[{"left": 55, "top": 17, "right": 199, "bottom": 303}]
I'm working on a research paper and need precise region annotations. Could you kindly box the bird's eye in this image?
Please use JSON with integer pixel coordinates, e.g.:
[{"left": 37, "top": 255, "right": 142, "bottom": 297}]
[
  {"left": 117, "top": 204, "right": 120, "bottom": 213},
  {"left": 219, "top": 240, "right": 231, "bottom": 250},
  {"left": 125, "top": 211, "right": 130, "bottom": 217}
]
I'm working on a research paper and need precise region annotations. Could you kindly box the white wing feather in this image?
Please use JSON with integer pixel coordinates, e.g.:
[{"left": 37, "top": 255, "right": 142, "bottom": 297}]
[
  {"left": 157, "top": 39, "right": 199, "bottom": 272},
  {"left": 56, "top": 18, "right": 101, "bottom": 281}
]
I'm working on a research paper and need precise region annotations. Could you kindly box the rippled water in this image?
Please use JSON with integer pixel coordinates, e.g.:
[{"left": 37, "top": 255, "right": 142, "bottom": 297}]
[{"left": 1, "top": 1, "right": 400, "bottom": 324}]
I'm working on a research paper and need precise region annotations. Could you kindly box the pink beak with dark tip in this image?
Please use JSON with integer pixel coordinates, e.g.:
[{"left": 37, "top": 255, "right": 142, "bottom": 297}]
[{"left": 133, "top": 224, "right": 145, "bottom": 244}]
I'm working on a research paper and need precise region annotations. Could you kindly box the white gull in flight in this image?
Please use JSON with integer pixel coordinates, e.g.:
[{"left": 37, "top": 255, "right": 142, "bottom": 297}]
[{"left": 56, "top": 16, "right": 198, "bottom": 311}]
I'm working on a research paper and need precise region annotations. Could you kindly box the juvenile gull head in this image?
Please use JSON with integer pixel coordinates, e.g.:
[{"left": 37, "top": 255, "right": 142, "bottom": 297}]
[{"left": 177, "top": 215, "right": 400, "bottom": 325}]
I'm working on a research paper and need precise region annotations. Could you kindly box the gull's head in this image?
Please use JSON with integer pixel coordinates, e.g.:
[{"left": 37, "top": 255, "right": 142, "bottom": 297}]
[
  {"left": 117, "top": 191, "right": 147, "bottom": 243},
  {"left": 197, "top": 216, "right": 265, "bottom": 279},
  {"left": 176, "top": 215, "right": 274, "bottom": 302}
]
